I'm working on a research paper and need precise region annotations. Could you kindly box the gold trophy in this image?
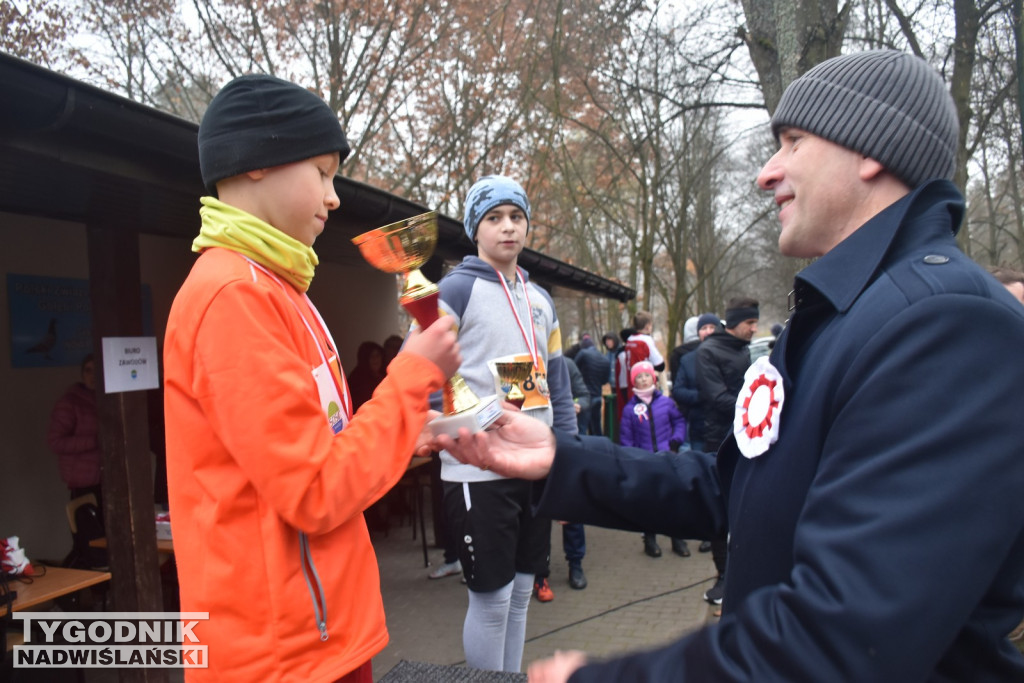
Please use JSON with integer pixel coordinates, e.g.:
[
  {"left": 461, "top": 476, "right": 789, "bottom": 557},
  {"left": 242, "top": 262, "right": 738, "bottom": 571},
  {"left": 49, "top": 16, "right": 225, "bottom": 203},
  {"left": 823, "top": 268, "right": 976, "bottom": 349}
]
[
  {"left": 492, "top": 360, "right": 534, "bottom": 409},
  {"left": 352, "top": 211, "right": 501, "bottom": 437}
]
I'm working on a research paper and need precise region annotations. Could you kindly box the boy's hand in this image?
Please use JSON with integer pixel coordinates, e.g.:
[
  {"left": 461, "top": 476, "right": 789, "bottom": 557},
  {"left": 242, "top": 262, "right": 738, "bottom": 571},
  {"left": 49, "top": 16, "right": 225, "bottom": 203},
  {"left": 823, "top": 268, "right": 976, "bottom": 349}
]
[{"left": 401, "top": 316, "right": 461, "bottom": 379}]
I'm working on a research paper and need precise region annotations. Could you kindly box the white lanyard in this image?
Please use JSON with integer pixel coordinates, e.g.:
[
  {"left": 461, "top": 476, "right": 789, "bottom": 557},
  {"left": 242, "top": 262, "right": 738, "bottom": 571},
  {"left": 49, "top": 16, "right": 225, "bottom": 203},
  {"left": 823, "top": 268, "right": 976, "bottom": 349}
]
[
  {"left": 493, "top": 266, "right": 540, "bottom": 369},
  {"left": 243, "top": 257, "right": 352, "bottom": 422}
]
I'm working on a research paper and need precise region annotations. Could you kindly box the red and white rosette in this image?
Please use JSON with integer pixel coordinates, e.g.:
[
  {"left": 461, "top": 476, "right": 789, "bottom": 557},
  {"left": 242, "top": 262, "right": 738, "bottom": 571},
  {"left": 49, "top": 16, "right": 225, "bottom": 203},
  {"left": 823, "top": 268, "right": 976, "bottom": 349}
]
[{"left": 733, "top": 356, "right": 785, "bottom": 459}]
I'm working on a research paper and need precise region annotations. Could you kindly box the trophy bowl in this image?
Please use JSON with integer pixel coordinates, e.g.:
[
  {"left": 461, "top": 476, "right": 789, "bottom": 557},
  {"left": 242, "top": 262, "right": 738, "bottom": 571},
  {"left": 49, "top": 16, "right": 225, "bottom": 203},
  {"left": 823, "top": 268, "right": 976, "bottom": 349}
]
[
  {"left": 493, "top": 360, "right": 534, "bottom": 409},
  {"left": 351, "top": 211, "right": 437, "bottom": 274},
  {"left": 352, "top": 211, "right": 441, "bottom": 327}
]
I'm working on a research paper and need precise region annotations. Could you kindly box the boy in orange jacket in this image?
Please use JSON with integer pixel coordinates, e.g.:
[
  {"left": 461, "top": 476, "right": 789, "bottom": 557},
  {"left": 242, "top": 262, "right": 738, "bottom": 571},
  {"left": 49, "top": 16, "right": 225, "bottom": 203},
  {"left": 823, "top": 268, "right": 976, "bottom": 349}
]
[{"left": 163, "top": 74, "right": 461, "bottom": 683}]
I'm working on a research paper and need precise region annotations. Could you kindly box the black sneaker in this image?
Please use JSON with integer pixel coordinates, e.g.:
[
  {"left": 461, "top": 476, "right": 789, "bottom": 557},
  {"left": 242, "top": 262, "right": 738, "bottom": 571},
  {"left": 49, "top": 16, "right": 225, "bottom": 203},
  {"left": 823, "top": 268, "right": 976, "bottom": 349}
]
[
  {"left": 643, "top": 535, "right": 662, "bottom": 558},
  {"left": 568, "top": 565, "right": 587, "bottom": 590},
  {"left": 703, "top": 576, "right": 725, "bottom": 605},
  {"left": 671, "top": 539, "right": 690, "bottom": 557},
  {"left": 698, "top": 540, "right": 713, "bottom": 553}
]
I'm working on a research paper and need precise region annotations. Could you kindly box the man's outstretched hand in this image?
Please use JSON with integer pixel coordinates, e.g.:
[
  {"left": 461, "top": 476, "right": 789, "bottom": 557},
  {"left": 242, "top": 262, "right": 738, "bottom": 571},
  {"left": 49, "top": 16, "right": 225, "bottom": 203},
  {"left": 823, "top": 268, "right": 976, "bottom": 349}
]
[
  {"left": 431, "top": 405, "right": 557, "bottom": 480},
  {"left": 528, "top": 650, "right": 588, "bottom": 683}
]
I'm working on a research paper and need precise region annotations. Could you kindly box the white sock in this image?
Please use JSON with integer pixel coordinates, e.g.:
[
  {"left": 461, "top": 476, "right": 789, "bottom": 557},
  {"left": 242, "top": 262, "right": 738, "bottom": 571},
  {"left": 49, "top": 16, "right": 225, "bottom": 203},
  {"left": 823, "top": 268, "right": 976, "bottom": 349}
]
[
  {"left": 502, "top": 572, "right": 535, "bottom": 672},
  {"left": 463, "top": 581, "right": 513, "bottom": 671}
]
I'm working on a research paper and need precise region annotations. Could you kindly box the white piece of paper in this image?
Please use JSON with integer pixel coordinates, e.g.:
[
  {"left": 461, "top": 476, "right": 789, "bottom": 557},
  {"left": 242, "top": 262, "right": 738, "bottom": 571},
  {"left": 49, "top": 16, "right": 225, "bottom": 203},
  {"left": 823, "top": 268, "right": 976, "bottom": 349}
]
[{"left": 101, "top": 336, "right": 160, "bottom": 393}]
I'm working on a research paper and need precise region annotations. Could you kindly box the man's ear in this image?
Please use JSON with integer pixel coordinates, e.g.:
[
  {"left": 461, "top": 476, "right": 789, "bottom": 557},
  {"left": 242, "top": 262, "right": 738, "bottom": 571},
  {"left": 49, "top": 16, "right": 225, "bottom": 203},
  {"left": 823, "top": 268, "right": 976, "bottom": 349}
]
[{"left": 859, "top": 157, "right": 886, "bottom": 181}]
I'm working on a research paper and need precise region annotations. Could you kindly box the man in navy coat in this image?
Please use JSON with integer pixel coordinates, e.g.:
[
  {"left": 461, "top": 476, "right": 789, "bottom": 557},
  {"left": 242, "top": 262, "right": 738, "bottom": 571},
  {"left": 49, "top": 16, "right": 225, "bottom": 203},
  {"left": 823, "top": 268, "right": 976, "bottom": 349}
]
[{"left": 435, "top": 50, "right": 1024, "bottom": 682}]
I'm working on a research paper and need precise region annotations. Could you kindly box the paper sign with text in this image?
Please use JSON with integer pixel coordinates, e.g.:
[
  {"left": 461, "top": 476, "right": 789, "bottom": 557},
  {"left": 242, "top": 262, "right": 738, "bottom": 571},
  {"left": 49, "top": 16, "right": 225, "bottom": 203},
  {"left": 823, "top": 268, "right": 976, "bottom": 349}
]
[{"left": 101, "top": 337, "right": 160, "bottom": 393}]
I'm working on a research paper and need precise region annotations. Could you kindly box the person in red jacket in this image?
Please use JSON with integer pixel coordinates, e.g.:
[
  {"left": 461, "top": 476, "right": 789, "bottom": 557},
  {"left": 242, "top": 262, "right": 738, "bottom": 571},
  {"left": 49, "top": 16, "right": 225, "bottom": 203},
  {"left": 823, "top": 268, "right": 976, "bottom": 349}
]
[
  {"left": 46, "top": 353, "right": 101, "bottom": 506},
  {"left": 163, "top": 74, "right": 461, "bottom": 683}
]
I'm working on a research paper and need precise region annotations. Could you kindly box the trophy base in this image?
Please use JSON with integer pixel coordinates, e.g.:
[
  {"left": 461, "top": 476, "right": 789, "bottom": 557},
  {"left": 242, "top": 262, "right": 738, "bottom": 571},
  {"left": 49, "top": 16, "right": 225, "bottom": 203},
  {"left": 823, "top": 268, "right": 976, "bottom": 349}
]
[{"left": 429, "top": 394, "right": 502, "bottom": 438}]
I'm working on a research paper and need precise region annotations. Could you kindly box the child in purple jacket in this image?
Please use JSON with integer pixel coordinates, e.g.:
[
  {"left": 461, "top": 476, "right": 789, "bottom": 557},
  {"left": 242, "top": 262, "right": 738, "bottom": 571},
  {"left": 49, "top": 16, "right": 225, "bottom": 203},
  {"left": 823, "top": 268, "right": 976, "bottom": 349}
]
[{"left": 620, "top": 361, "right": 689, "bottom": 558}]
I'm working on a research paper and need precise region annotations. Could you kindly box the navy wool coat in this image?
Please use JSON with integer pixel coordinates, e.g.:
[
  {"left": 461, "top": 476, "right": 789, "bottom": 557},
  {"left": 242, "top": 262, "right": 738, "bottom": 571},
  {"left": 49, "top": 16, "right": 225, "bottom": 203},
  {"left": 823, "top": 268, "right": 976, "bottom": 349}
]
[{"left": 538, "top": 180, "right": 1024, "bottom": 681}]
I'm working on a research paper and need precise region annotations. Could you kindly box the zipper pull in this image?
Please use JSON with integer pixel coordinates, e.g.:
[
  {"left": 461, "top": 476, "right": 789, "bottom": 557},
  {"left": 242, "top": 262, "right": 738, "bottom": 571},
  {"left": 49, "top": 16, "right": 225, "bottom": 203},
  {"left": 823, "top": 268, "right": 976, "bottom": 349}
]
[{"left": 318, "top": 621, "right": 329, "bottom": 641}]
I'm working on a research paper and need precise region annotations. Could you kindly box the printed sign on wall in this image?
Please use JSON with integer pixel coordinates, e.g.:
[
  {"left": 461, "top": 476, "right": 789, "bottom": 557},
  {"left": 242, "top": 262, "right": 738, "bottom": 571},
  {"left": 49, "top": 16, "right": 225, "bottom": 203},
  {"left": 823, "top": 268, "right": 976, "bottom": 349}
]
[
  {"left": 100, "top": 337, "right": 160, "bottom": 393},
  {"left": 7, "top": 274, "right": 153, "bottom": 368}
]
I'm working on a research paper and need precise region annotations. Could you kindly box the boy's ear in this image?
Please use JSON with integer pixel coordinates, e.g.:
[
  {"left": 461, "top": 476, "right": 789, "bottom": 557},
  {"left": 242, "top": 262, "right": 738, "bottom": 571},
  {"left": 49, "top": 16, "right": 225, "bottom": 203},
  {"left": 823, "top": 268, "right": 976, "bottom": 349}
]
[{"left": 246, "top": 168, "right": 270, "bottom": 181}]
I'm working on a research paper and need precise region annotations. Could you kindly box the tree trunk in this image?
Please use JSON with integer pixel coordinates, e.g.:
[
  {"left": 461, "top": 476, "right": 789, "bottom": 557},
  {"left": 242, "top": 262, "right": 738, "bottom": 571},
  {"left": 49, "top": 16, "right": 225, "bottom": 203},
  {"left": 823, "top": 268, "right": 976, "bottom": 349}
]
[{"left": 739, "top": 0, "right": 849, "bottom": 114}]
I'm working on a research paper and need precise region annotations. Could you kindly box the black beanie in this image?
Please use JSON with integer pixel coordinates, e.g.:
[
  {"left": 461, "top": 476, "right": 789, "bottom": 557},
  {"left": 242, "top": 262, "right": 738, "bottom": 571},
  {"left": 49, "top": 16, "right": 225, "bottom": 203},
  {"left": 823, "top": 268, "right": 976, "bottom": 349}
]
[
  {"left": 771, "top": 51, "right": 958, "bottom": 189},
  {"left": 198, "top": 74, "right": 351, "bottom": 193},
  {"left": 696, "top": 313, "right": 721, "bottom": 331}
]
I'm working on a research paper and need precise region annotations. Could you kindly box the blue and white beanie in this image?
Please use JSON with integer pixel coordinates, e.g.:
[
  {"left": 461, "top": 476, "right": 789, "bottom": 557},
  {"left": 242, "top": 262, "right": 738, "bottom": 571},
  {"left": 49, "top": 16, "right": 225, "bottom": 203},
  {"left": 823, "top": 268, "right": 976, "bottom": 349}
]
[{"left": 463, "top": 175, "right": 531, "bottom": 242}]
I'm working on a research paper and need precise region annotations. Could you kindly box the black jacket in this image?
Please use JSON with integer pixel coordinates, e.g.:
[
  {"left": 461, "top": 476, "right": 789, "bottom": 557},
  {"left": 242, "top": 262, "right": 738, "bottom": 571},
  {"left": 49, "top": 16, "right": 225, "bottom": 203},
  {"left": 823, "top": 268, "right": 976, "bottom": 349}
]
[
  {"left": 670, "top": 342, "right": 704, "bottom": 442},
  {"left": 573, "top": 345, "right": 609, "bottom": 399},
  {"left": 695, "top": 331, "right": 750, "bottom": 448}
]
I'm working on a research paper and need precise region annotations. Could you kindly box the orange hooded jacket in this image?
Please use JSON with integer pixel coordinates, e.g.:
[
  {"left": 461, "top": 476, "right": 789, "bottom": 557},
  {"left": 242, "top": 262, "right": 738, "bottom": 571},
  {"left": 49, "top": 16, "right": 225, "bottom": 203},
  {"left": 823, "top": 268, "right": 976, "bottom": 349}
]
[{"left": 164, "top": 247, "right": 444, "bottom": 681}]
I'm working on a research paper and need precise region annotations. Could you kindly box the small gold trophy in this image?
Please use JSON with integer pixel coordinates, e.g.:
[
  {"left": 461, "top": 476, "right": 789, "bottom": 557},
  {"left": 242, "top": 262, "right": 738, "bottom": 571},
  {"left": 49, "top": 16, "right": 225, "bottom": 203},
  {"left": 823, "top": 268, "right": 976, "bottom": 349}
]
[
  {"left": 352, "top": 211, "right": 501, "bottom": 437},
  {"left": 493, "top": 360, "right": 534, "bottom": 409}
]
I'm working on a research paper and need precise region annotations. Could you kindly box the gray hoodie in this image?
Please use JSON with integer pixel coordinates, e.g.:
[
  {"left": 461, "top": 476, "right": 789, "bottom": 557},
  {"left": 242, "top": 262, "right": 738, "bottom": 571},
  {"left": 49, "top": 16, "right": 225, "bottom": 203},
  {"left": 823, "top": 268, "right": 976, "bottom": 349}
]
[{"left": 433, "top": 256, "right": 576, "bottom": 482}]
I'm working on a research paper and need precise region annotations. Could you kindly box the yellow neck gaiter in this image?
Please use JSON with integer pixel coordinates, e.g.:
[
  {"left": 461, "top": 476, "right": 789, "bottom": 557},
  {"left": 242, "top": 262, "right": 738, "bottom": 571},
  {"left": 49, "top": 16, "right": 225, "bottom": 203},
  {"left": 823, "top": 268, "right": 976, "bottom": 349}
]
[{"left": 193, "top": 196, "right": 319, "bottom": 292}]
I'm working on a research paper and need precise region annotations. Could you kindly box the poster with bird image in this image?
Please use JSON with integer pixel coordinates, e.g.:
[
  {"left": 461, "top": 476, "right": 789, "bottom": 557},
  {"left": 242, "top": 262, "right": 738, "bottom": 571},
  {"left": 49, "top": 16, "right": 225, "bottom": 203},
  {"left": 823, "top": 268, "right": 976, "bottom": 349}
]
[{"left": 6, "top": 273, "right": 153, "bottom": 368}]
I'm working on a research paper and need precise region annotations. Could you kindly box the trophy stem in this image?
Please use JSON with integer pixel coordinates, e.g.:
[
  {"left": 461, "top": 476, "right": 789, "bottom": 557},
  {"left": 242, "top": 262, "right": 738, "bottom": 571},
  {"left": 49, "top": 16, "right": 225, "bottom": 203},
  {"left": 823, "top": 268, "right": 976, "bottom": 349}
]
[
  {"left": 505, "top": 386, "right": 526, "bottom": 409},
  {"left": 399, "top": 282, "right": 480, "bottom": 417},
  {"left": 400, "top": 276, "right": 440, "bottom": 328},
  {"left": 404, "top": 269, "right": 437, "bottom": 300},
  {"left": 443, "top": 373, "right": 484, "bottom": 415}
]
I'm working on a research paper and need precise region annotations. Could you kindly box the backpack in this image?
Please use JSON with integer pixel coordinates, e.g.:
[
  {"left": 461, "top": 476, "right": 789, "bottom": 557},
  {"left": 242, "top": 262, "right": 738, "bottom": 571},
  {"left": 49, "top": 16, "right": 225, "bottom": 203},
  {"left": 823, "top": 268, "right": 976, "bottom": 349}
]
[
  {"left": 64, "top": 502, "right": 108, "bottom": 570},
  {"left": 623, "top": 337, "right": 650, "bottom": 371}
]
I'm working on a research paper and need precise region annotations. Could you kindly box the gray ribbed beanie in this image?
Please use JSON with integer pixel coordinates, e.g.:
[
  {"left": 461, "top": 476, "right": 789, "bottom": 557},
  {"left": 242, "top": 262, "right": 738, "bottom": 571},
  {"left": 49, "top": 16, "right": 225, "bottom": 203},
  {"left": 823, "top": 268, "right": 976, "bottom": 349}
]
[{"left": 771, "top": 51, "right": 958, "bottom": 189}]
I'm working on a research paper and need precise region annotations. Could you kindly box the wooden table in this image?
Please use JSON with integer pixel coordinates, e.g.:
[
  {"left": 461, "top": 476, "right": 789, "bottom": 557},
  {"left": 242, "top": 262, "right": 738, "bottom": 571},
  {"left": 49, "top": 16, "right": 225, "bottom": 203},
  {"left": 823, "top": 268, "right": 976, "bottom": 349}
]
[{"left": 1, "top": 566, "right": 111, "bottom": 615}]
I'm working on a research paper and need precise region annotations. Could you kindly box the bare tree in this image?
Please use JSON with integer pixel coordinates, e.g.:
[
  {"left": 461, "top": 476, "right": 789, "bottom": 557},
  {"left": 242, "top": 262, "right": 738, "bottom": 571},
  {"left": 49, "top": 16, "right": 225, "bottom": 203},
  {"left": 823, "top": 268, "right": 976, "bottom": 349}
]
[
  {"left": 738, "top": 0, "right": 1021, "bottom": 277},
  {"left": 738, "top": 0, "right": 851, "bottom": 113},
  {"left": 0, "top": 0, "right": 78, "bottom": 70},
  {"left": 11, "top": 0, "right": 1021, "bottom": 341},
  {"left": 1015, "top": 0, "right": 1024, "bottom": 141},
  {"left": 874, "top": 0, "right": 1014, "bottom": 194},
  {"left": 184, "top": 0, "right": 455, "bottom": 182},
  {"left": 537, "top": 1, "right": 769, "bottom": 346},
  {"left": 964, "top": 18, "right": 1024, "bottom": 267}
]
